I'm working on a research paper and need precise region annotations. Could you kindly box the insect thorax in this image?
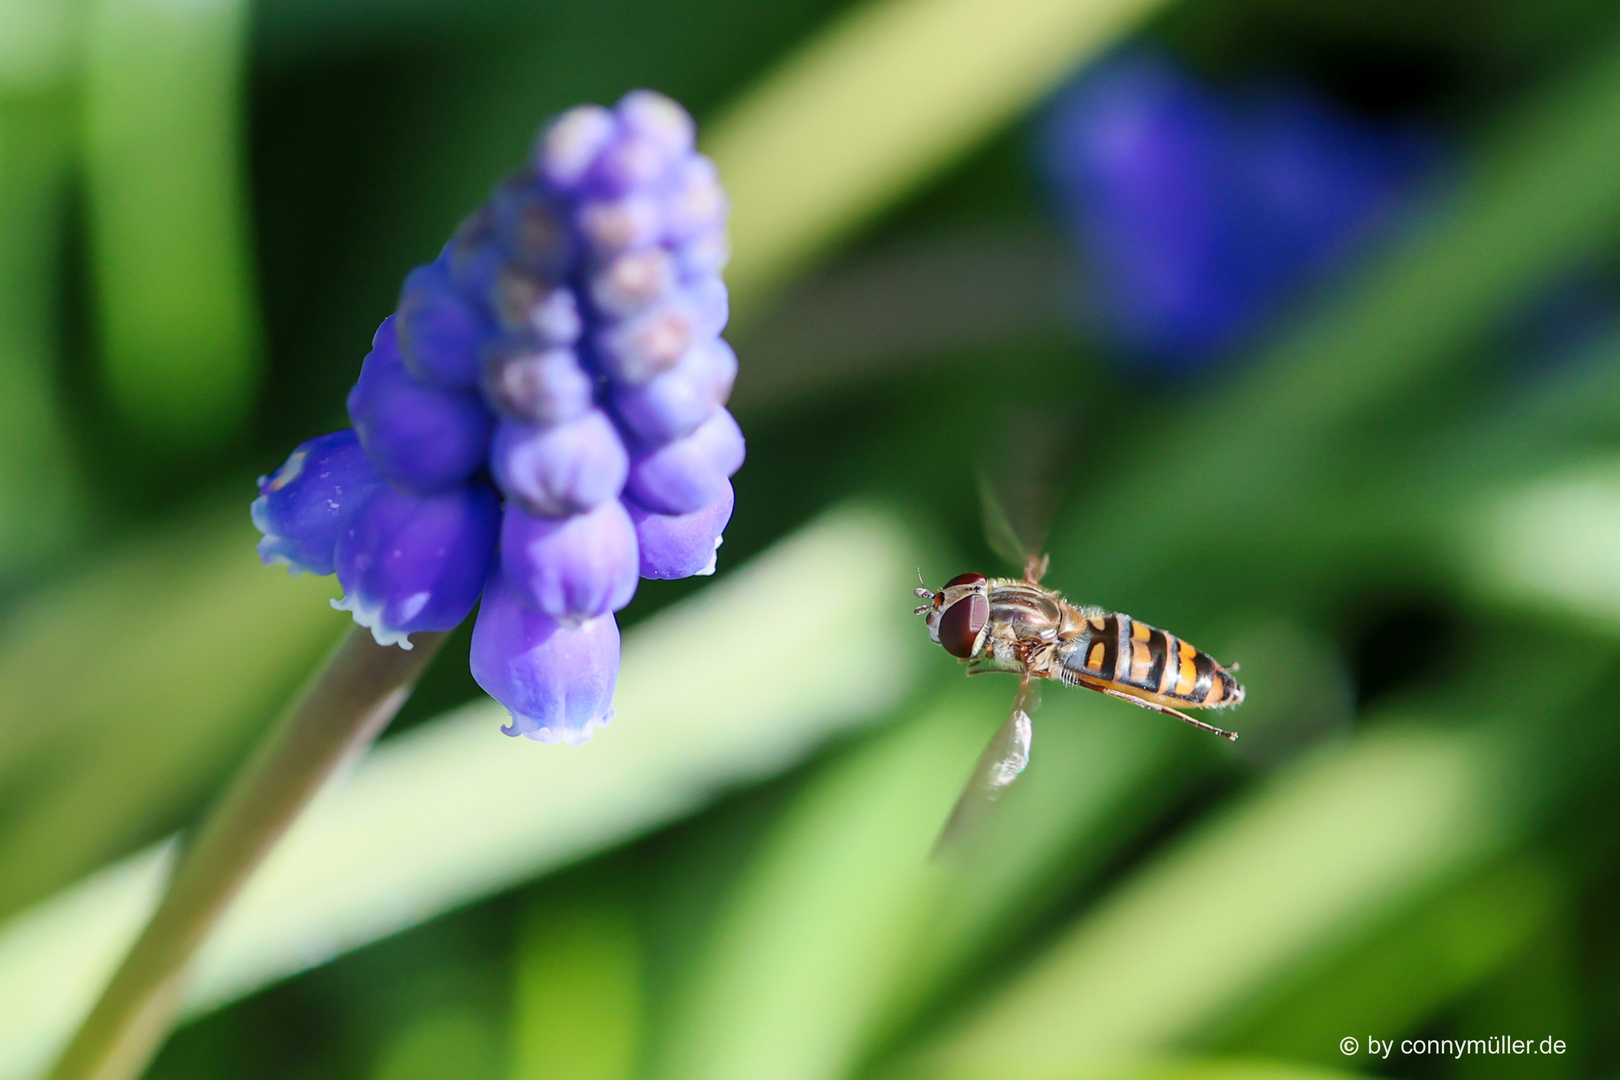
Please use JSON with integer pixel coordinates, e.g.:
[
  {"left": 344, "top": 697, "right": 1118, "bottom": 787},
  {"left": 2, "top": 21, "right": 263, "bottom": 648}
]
[{"left": 985, "top": 578, "right": 1064, "bottom": 632}]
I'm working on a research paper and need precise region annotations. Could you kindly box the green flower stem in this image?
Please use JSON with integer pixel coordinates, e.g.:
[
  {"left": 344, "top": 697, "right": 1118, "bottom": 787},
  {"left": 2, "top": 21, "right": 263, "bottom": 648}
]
[{"left": 45, "top": 626, "right": 447, "bottom": 1080}]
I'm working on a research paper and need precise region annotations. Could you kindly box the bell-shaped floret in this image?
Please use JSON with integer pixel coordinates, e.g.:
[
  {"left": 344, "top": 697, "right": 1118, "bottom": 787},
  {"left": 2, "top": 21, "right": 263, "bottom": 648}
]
[
  {"left": 252, "top": 429, "right": 383, "bottom": 577},
  {"left": 471, "top": 572, "right": 620, "bottom": 744},
  {"left": 612, "top": 336, "right": 736, "bottom": 445},
  {"left": 625, "top": 407, "right": 744, "bottom": 514},
  {"left": 627, "top": 482, "right": 733, "bottom": 580},
  {"left": 501, "top": 499, "right": 639, "bottom": 622},
  {"left": 333, "top": 481, "right": 500, "bottom": 648},
  {"left": 348, "top": 318, "right": 494, "bottom": 493},
  {"left": 490, "top": 411, "right": 629, "bottom": 519}
]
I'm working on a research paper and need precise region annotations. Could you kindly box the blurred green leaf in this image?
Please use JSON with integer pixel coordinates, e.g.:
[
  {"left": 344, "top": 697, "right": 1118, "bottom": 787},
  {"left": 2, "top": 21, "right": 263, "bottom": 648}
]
[
  {"left": 647, "top": 674, "right": 1210, "bottom": 1080},
  {"left": 0, "top": 0, "right": 80, "bottom": 91},
  {"left": 0, "top": 845, "right": 173, "bottom": 1080},
  {"left": 1055, "top": 29, "right": 1620, "bottom": 592},
  {"left": 0, "top": 498, "right": 340, "bottom": 918},
  {"left": 512, "top": 897, "right": 642, "bottom": 1080},
  {"left": 1448, "top": 906, "right": 1581, "bottom": 1080},
  {"left": 1465, "top": 459, "right": 1620, "bottom": 634},
  {"left": 0, "top": 503, "right": 926, "bottom": 1080},
  {"left": 1213, "top": 855, "right": 1567, "bottom": 1064},
  {"left": 371, "top": 1009, "right": 502, "bottom": 1080},
  {"left": 912, "top": 660, "right": 1619, "bottom": 1076},
  {"left": 0, "top": 91, "right": 83, "bottom": 576},
  {"left": 649, "top": 680, "right": 988, "bottom": 1080},
  {"left": 83, "top": 0, "right": 261, "bottom": 448},
  {"left": 707, "top": 0, "right": 1164, "bottom": 315}
]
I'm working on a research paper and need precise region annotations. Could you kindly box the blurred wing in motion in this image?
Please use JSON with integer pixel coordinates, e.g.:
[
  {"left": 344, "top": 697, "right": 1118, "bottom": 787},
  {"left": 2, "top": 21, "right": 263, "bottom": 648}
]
[
  {"left": 975, "top": 400, "right": 1072, "bottom": 582},
  {"left": 932, "top": 676, "right": 1040, "bottom": 858},
  {"left": 976, "top": 468, "right": 1036, "bottom": 575}
]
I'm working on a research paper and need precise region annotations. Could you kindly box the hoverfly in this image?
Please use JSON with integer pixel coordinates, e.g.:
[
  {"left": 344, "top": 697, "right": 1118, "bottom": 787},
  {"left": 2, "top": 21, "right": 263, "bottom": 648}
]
[{"left": 915, "top": 543, "right": 1244, "bottom": 849}]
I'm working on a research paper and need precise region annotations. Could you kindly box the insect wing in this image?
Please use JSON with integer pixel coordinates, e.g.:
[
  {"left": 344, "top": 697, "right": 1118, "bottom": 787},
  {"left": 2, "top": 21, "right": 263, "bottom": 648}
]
[
  {"left": 976, "top": 469, "right": 1035, "bottom": 576},
  {"left": 932, "top": 679, "right": 1039, "bottom": 858}
]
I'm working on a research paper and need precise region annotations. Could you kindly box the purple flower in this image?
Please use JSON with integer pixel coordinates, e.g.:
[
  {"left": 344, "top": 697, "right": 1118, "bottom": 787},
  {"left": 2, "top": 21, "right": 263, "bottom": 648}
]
[
  {"left": 332, "top": 483, "right": 500, "bottom": 649},
  {"left": 470, "top": 573, "right": 620, "bottom": 744},
  {"left": 396, "top": 262, "right": 488, "bottom": 390},
  {"left": 348, "top": 317, "right": 493, "bottom": 493},
  {"left": 252, "top": 430, "right": 383, "bottom": 577},
  {"left": 254, "top": 90, "right": 743, "bottom": 742},
  {"left": 500, "top": 498, "right": 639, "bottom": 622},
  {"left": 490, "top": 411, "right": 629, "bottom": 519},
  {"left": 613, "top": 337, "right": 737, "bottom": 445},
  {"left": 625, "top": 407, "right": 745, "bottom": 515},
  {"left": 1038, "top": 50, "right": 1434, "bottom": 373},
  {"left": 630, "top": 483, "right": 734, "bottom": 579}
]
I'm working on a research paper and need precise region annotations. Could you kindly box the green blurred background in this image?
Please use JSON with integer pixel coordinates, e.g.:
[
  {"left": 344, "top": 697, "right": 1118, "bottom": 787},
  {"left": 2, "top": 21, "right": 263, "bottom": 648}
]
[{"left": 2, "top": 0, "right": 1620, "bottom": 1076}]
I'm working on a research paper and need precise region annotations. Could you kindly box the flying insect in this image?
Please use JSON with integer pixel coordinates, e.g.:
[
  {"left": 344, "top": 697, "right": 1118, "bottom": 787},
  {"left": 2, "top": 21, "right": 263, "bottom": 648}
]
[{"left": 916, "top": 543, "right": 1244, "bottom": 849}]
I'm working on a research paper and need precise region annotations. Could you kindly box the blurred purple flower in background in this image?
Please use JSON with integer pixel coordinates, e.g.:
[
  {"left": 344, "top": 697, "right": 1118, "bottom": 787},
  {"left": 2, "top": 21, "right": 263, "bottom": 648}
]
[
  {"left": 1038, "top": 50, "right": 1437, "bottom": 374},
  {"left": 252, "top": 91, "right": 741, "bottom": 744}
]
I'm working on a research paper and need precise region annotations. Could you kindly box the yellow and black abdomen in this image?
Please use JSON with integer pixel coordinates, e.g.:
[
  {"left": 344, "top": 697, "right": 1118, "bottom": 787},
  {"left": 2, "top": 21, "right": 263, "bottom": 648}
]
[{"left": 1056, "top": 612, "right": 1242, "bottom": 708}]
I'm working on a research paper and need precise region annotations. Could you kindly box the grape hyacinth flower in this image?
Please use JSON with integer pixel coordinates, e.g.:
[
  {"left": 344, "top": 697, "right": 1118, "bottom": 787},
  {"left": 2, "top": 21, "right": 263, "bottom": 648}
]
[
  {"left": 253, "top": 90, "right": 741, "bottom": 744},
  {"left": 1037, "top": 50, "right": 1435, "bottom": 375}
]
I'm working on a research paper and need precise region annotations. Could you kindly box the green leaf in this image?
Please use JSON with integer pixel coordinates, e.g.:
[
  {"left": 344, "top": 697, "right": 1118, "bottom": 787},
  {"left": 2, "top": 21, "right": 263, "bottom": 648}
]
[
  {"left": 913, "top": 671, "right": 1617, "bottom": 1076},
  {"left": 0, "top": 503, "right": 927, "bottom": 1080},
  {"left": 706, "top": 0, "right": 1166, "bottom": 315},
  {"left": 512, "top": 896, "right": 643, "bottom": 1080},
  {"left": 82, "top": 0, "right": 261, "bottom": 448}
]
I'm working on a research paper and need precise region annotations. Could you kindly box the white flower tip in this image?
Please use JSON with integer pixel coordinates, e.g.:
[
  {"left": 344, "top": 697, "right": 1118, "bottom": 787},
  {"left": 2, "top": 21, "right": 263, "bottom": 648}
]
[
  {"left": 331, "top": 594, "right": 414, "bottom": 649},
  {"left": 500, "top": 708, "right": 613, "bottom": 745}
]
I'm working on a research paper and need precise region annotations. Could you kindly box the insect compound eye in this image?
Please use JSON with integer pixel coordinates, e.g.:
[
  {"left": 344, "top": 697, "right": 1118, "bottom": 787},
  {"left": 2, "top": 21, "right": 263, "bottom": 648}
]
[
  {"left": 938, "top": 592, "right": 989, "bottom": 658},
  {"left": 944, "top": 571, "right": 987, "bottom": 589}
]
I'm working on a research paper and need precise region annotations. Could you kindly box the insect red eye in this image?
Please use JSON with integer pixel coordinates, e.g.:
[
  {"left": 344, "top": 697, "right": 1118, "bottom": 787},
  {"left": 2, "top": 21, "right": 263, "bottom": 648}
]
[
  {"left": 938, "top": 593, "right": 989, "bottom": 658},
  {"left": 945, "top": 571, "right": 987, "bottom": 589}
]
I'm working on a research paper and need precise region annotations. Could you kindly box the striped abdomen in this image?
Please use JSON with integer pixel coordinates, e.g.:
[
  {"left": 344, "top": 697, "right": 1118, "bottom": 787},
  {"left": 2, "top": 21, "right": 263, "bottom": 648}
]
[{"left": 1055, "top": 612, "right": 1242, "bottom": 708}]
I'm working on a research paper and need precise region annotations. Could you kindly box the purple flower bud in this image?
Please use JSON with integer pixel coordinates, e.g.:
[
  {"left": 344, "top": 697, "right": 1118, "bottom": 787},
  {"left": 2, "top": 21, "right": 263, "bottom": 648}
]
[
  {"left": 593, "top": 303, "right": 692, "bottom": 384},
  {"left": 483, "top": 344, "right": 595, "bottom": 426},
  {"left": 252, "top": 429, "right": 383, "bottom": 577},
  {"left": 471, "top": 572, "right": 619, "bottom": 744},
  {"left": 629, "top": 482, "right": 733, "bottom": 579},
  {"left": 488, "top": 265, "right": 553, "bottom": 334},
  {"left": 333, "top": 482, "right": 500, "bottom": 648},
  {"left": 589, "top": 248, "right": 677, "bottom": 318},
  {"left": 663, "top": 156, "right": 727, "bottom": 243},
  {"left": 616, "top": 90, "right": 696, "bottom": 162},
  {"left": 396, "top": 263, "right": 487, "bottom": 390},
  {"left": 625, "top": 407, "right": 745, "bottom": 514},
  {"left": 348, "top": 318, "right": 494, "bottom": 493},
  {"left": 528, "top": 288, "right": 583, "bottom": 346},
  {"left": 488, "top": 176, "right": 573, "bottom": 277},
  {"left": 611, "top": 337, "right": 736, "bottom": 444},
  {"left": 594, "top": 132, "right": 675, "bottom": 195},
  {"left": 681, "top": 276, "right": 730, "bottom": 339},
  {"left": 490, "top": 411, "right": 629, "bottom": 518},
  {"left": 501, "top": 499, "right": 639, "bottom": 621},
  {"left": 674, "top": 229, "right": 730, "bottom": 280},
  {"left": 577, "top": 195, "right": 662, "bottom": 252},
  {"left": 536, "top": 105, "right": 618, "bottom": 194},
  {"left": 444, "top": 221, "right": 507, "bottom": 298}
]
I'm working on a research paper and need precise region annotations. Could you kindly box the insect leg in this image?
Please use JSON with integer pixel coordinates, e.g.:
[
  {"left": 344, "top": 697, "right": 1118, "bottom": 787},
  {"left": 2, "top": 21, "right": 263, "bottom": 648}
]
[{"left": 1086, "top": 684, "right": 1239, "bottom": 741}]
